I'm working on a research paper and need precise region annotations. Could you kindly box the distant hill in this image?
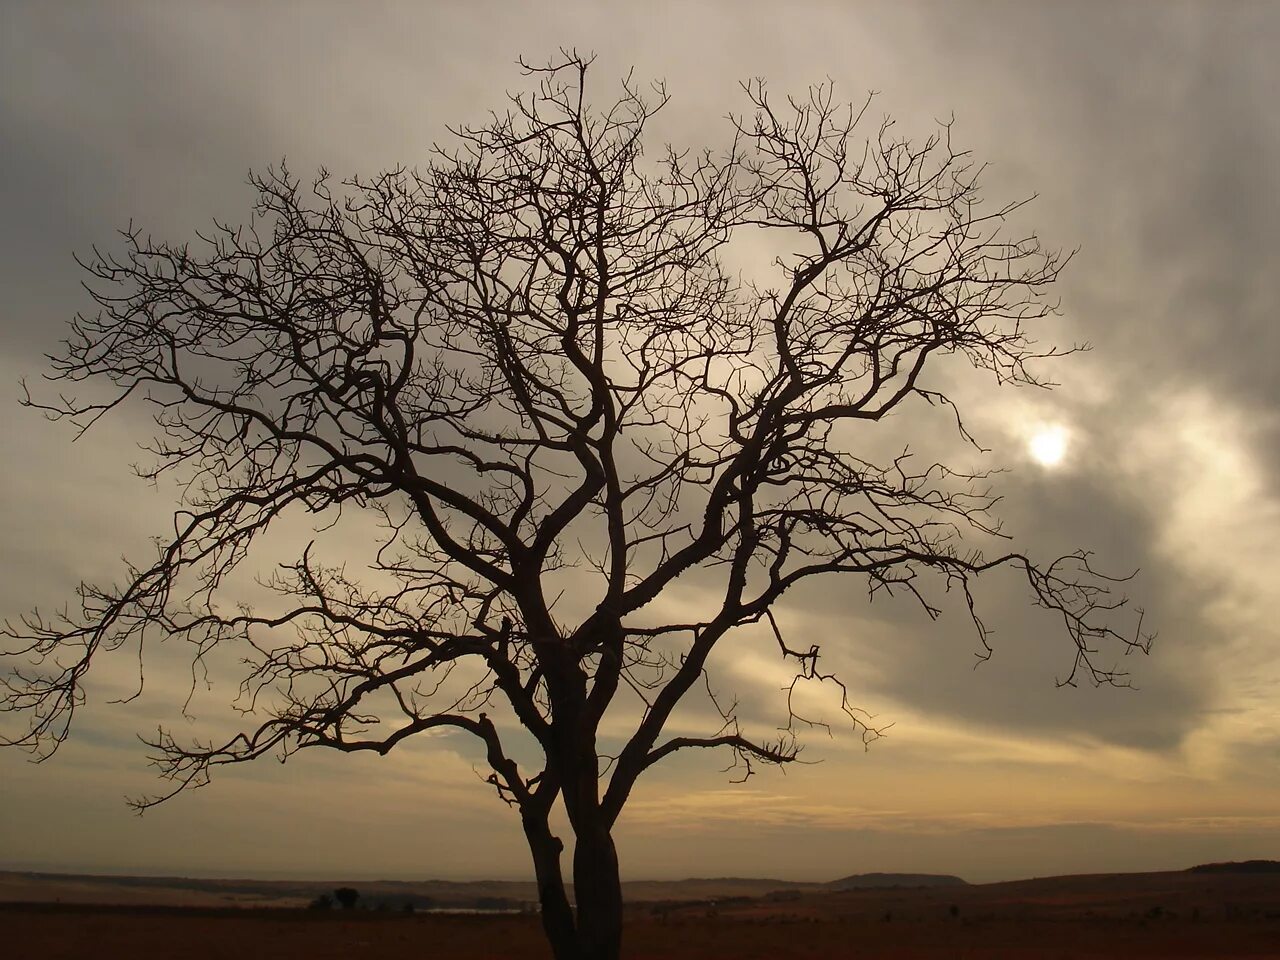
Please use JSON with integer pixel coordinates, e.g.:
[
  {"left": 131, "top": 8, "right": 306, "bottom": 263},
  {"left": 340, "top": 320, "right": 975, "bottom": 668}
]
[
  {"left": 0, "top": 872, "right": 811, "bottom": 909},
  {"left": 0, "top": 872, "right": 540, "bottom": 910},
  {"left": 827, "top": 873, "right": 967, "bottom": 890},
  {"left": 0, "top": 870, "right": 978, "bottom": 909},
  {"left": 1187, "top": 860, "right": 1280, "bottom": 875}
]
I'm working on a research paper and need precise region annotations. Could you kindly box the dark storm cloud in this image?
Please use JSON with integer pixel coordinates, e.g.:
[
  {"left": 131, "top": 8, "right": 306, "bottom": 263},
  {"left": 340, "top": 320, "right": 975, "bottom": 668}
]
[
  {"left": 755, "top": 0, "right": 1280, "bottom": 757},
  {"left": 0, "top": 1, "right": 513, "bottom": 362},
  {"left": 678, "top": 372, "right": 1221, "bottom": 758},
  {"left": 904, "top": 1, "right": 1280, "bottom": 478}
]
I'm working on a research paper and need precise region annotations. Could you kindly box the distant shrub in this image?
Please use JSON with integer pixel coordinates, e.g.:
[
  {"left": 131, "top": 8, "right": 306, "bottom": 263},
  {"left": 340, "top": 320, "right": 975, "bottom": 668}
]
[
  {"left": 334, "top": 887, "right": 360, "bottom": 910},
  {"left": 307, "top": 893, "right": 333, "bottom": 911}
]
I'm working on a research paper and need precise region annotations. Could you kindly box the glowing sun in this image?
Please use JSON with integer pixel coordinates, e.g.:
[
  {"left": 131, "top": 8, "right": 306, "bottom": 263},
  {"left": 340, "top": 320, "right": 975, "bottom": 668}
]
[{"left": 1028, "top": 425, "right": 1069, "bottom": 468}]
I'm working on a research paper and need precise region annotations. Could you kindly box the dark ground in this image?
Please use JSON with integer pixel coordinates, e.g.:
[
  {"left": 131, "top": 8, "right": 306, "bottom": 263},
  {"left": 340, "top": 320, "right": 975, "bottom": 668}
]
[{"left": 9, "top": 871, "right": 1280, "bottom": 958}]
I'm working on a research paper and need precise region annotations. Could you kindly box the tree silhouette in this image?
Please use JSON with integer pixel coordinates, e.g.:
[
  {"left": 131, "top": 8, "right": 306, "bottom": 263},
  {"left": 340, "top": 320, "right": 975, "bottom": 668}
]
[
  {"left": 333, "top": 886, "right": 360, "bottom": 911},
  {"left": 1, "top": 53, "right": 1145, "bottom": 960}
]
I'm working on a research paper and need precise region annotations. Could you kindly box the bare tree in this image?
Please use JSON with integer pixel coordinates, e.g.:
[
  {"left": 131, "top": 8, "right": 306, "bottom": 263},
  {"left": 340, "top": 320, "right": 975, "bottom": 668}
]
[{"left": 1, "top": 53, "right": 1145, "bottom": 960}]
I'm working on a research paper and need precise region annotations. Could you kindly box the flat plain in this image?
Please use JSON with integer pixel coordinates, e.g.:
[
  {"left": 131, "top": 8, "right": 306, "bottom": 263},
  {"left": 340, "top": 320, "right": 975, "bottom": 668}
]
[{"left": 8, "top": 870, "right": 1280, "bottom": 958}]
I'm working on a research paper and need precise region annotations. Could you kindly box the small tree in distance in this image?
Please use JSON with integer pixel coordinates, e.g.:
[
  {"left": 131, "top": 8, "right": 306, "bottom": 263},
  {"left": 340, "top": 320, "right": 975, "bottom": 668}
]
[
  {"left": 1, "top": 53, "right": 1145, "bottom": 960},
  {"left": 333, "top": 887, "right": 360, "bottom": 911}
]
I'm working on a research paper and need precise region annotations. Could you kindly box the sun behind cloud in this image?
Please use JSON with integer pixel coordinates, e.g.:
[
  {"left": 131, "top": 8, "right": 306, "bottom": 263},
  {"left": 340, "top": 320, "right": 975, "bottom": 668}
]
[{"left": 1028, "top": 424, "right": 1070, "bottom": 468}]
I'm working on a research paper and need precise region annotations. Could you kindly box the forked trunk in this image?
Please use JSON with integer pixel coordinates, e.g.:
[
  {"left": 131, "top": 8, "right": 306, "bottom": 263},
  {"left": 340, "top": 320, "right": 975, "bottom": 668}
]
[
  {"left": 533, "top": 653, "right": 625, "bottom": 959},
  {"left": 571, "top": 821, "right": 624, "bottom": 960},
  {"left": 524, "top": 814, "right": 578, "bottom": 960},
  {"left": 524, "top": 811, "right": 624, "bottom": 960}
]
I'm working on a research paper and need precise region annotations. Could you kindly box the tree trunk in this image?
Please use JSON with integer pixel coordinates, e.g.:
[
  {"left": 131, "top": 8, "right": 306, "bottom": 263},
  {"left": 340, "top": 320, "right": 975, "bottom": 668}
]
[
  {"left": 523, "top": 810, "right": 623, "bottom": 960},
  {"left": 536, "top": 648, "right": 625, "bottom": 960},
  {"left": 523, "top": 813, "right": 578, "bottom": 960},
  {"left": 572, "top": 819, "right": 624, "bottom": 960}
]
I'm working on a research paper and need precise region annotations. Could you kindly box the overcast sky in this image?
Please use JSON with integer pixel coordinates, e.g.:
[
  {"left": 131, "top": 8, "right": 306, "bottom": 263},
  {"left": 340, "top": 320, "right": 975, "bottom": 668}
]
[{"left": 3, "top": 0, "right": 1280, "bottom": 885}]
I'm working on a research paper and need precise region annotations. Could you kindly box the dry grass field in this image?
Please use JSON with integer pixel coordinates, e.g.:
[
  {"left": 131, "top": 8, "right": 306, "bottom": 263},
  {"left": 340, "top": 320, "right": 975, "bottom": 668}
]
[{"left": 8, "top": 871, "right": 1280, "bottom": 958}]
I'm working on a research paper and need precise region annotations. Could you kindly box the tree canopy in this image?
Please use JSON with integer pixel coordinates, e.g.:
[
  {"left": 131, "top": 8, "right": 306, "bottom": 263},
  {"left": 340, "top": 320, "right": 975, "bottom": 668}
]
[{"left": 1, "top": 53, "right": 1145, "bottom": 960}]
